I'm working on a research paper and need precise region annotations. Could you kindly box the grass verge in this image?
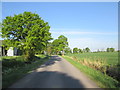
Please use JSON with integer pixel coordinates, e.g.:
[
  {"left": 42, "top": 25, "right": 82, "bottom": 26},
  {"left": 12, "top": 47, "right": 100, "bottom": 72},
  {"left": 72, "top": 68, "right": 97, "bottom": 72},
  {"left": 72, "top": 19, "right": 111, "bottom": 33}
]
[
  {"left": 2, "top": 55, "right": 50, "bottom": 88},
  {"left": 62, "top": 56, "right": 119, "bottom": 88}
]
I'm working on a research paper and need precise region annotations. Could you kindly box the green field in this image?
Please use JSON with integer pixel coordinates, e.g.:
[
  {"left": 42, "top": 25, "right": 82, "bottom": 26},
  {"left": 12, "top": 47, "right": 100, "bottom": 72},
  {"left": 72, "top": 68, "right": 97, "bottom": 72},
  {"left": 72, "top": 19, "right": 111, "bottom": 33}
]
[
  {"left": 62, "top": 52, "right": 119, "bottom": 88},
  {"left": 66, "top": 52, "right": 118, "bottom": 65}
]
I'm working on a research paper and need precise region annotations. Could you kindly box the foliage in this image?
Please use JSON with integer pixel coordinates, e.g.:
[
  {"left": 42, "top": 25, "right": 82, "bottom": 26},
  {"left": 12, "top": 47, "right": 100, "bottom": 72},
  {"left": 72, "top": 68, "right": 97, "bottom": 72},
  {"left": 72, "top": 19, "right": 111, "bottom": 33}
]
[
  {"left": 85, "top": 47, "right": 90, "bottom": 52},
  {"left": 107, "top": 48, "right": 110, "bottom": 52},
  {"left": 52, "top": 39, "right": 61, "bottom": 54},
  {"left": 46, "top": 42, "right": 53, "bottom": 55},
  {"left": 2, "top": 12, "right": 52, "bottom": 61},
  {"left": 73, "top": 48, "right": 83, "bottom": 53},
  {"left": 73, "top": 47, "right": 79, "bottom": 53},
  {"left": 107, "top": 48, "right": 115, "bottom": 52},
  {"left": 2, "top": 55, "right": 41, "bottom": 73},
  {"left": 79, "top": 49, "right": 83, "bottom": 53},
  {"left": 64, "top": 47, "right": 72, "bottom": 54},
  {"left": 52, "top": 35, "right": 68, "bottom": 55},
  {"left": 2, "top": 57, "right": 25, "bottom": 71}
]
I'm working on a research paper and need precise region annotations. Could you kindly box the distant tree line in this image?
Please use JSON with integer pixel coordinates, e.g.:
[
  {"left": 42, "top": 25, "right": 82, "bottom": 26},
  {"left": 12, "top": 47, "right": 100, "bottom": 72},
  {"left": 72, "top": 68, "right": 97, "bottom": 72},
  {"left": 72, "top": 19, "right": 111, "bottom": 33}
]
[
  {"left": 46, "top": 37, "right": 116, "bottom": 54},
  {"left": 64, "top": 47, "right": 116, "bottom": 54},
  {"left": 72, "top": 47, "right": 90, "bottom": 54},
  {"left": 106, "top": 48, "right": 115, "bottom": 52}
]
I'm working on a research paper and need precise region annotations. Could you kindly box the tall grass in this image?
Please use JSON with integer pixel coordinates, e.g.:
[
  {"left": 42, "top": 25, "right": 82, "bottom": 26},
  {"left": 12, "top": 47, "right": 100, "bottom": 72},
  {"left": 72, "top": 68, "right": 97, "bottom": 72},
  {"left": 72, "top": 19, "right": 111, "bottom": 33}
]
[
  {"left": 69, "top": 56, "right": 107, "bottom": 73},
  {"left": 66, "top": 52, "right": 118, "bottom": 65}
]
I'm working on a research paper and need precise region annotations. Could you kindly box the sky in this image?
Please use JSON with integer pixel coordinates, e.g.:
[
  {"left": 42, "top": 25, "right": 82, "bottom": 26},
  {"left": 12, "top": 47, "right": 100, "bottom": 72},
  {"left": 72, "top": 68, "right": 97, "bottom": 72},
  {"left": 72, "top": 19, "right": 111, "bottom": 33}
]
[
  {"left": 1, "top": 2, "right": 118, "bottom": 51},
  {"left": 1, "top": 0, "right": 119, "bottom": 2}
]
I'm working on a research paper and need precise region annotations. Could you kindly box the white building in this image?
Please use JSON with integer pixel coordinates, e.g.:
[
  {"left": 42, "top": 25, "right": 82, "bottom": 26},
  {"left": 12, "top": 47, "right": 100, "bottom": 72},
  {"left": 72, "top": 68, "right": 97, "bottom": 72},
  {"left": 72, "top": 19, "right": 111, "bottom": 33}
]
[{"left": 7, "top": 47, "right": 17, "bottom": 56}]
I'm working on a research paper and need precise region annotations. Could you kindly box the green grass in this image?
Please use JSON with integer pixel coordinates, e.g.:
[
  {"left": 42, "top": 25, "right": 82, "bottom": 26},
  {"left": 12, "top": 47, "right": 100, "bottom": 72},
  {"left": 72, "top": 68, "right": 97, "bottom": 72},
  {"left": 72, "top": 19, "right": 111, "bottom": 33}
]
[
  {"left": 66, "top": 52, "right": 118, "bottom": 65},
  {"left": 2, "top": 55, "right": 49, "bottom": 88},
  {"left": 62, "top": 56, "right": 119, "bottom": 88}
]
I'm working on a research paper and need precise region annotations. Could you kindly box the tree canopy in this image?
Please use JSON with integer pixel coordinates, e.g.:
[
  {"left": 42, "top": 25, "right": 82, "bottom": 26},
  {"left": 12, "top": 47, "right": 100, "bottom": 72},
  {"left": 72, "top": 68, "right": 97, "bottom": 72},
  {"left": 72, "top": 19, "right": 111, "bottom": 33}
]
[
  {"left": 79, "top": 49, "right": 83, "bottom": 53},
  {"left": 64, "top": 47, "right": 72, "bottom": 54},
  {"left": 106, "top": 48, "right": 115, "bottom": 52},
  {"left": 52, "top": 35, "right": 68, "bottom": 55},
  {"left": 2, "top": 11, "right": 52, "bottom": 61},
  {"left": 85, "top": 47, "right": 90, "bottom": 52},
  {"left": 73, "top": 47, "right": 79, "bottom": 53}
]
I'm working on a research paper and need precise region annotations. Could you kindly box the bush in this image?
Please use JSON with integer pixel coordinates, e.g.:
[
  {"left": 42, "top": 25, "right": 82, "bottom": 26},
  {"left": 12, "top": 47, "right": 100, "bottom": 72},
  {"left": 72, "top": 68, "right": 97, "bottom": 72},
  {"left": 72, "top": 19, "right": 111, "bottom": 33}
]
[
  {"left": 2, "top": 57, "right": 25, "bottom": 72},
  {"left": 106, "top": 64, "right": 120, "bottom": 82},
  {"left": 2, "top": 56, "right": 25, "bottom": 74}
]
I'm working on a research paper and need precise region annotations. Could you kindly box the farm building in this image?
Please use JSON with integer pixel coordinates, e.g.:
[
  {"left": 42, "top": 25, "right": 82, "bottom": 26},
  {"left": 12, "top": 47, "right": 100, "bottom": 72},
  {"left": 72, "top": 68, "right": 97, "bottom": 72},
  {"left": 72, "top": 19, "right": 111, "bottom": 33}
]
[
  {"left": 7, "top": 47, "right": 17, "bottom": 56},
  {"left": 0, "top": 40, "right": 18, "bottom": 56}
]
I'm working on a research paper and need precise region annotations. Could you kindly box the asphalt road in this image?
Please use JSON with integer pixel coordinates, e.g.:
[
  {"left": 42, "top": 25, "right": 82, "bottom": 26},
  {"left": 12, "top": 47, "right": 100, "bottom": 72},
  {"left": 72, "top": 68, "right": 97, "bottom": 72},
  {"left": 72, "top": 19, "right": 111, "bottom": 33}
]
[{"left": 9, "top": 55, "right": 99, "bottom": 88}]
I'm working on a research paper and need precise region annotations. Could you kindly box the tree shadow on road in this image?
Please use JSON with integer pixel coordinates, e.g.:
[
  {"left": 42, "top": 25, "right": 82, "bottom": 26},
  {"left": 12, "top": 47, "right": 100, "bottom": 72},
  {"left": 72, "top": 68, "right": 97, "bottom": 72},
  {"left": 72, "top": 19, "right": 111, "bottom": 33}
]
[
  {"left": 39, "top": 55, "right": 63, "bottom": 68},
  {"left": 10, "top": 71, "right": 86, "bottom": 88}
]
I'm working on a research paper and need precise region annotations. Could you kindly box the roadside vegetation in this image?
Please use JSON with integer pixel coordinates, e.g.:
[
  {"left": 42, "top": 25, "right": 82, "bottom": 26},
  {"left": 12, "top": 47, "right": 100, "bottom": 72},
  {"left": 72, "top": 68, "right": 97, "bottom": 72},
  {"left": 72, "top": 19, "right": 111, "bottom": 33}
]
[
  {"left": 62, "top": 52, "right": 119, "bottom": 88},
  {"left": 1, "top": 54, "right": 49, "bottom": 88}
]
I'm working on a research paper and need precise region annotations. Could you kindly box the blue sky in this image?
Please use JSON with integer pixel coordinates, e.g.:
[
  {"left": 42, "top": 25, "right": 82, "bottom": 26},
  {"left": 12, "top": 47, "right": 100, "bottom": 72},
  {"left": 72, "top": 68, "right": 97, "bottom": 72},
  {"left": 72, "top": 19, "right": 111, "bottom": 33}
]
[{"left": 2, "top": 2, "right": 118, "bottom": 51}]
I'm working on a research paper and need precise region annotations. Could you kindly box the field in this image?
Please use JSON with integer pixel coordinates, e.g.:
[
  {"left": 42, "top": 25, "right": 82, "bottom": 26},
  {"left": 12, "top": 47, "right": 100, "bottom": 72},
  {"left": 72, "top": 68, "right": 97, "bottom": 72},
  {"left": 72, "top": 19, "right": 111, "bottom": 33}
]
[
  {"left": 62, "top": 52, "right": 120, "bottom": 88},
  {"left": 66, "top": 52, "right": 118, "bottom": 65}
]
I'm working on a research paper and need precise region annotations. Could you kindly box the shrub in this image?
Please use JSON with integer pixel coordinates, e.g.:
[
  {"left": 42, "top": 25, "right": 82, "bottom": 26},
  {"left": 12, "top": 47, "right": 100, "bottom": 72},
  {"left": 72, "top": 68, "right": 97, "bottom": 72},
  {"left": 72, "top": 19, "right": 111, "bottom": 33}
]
[{"left": 2, "top": 58, "right": 25, "bottom": 72}]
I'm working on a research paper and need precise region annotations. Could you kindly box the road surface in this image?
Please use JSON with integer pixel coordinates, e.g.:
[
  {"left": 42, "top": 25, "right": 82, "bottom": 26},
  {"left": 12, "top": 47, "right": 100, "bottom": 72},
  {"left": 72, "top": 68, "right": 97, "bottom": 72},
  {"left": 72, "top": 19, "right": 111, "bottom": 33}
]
[{"left": 9, "top": 55, "right": 99, "bottom": 88}]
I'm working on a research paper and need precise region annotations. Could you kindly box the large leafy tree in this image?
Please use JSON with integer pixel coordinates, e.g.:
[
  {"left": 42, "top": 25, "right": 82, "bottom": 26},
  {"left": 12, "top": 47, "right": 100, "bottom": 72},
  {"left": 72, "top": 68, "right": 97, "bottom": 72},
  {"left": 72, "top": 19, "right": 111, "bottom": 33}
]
[
  {"left": 52, "top": 39, "right": 60, "bottom": 55},
  {"left": 2, "top": 12, "right": 52, "bottom": 61},
  {"left": 52, "top": 35, "right": 68, "bottom": 55},
  {"left": 73, "top": 47, "right": 79, "bottom": 54}
]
